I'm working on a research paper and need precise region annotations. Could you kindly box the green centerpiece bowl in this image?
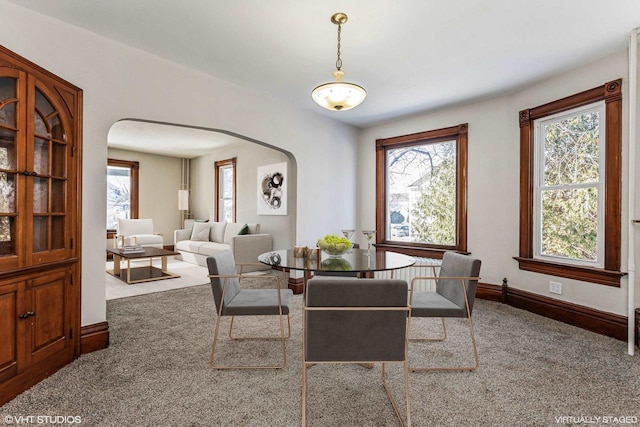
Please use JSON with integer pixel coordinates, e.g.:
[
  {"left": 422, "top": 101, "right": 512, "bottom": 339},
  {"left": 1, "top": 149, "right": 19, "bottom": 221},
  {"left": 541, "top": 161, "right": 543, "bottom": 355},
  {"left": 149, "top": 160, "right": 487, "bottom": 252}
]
[
  {"left": 317, "top": 234, "right": 353, "bottom": 257},
  {"left": 321, "top": 257, "right": 353, "bottom": 271}
]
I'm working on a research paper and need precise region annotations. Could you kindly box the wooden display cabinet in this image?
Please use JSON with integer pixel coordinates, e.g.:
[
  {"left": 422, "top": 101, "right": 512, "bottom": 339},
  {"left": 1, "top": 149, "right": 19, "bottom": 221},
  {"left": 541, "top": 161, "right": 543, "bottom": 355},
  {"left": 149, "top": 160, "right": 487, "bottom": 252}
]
[{"left": 0, "top": 45, "right": 82, "bottom": 405}]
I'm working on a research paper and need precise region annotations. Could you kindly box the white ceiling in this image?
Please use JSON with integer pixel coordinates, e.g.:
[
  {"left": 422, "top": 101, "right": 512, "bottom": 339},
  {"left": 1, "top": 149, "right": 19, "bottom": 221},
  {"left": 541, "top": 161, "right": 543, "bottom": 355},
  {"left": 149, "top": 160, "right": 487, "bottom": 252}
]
[
  {"left": 107, "top": 120, "right": 239, "bottom": 158},
  {"left": 8, "top": 0, "right": 640, "bottom": 155}
]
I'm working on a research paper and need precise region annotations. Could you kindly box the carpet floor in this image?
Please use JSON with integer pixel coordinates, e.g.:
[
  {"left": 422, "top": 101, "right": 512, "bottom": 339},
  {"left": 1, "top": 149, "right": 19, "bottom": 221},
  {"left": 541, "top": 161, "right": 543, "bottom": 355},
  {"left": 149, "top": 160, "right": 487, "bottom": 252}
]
[{"left": 2, "top": 277, "right": 639, "bottom": 426}]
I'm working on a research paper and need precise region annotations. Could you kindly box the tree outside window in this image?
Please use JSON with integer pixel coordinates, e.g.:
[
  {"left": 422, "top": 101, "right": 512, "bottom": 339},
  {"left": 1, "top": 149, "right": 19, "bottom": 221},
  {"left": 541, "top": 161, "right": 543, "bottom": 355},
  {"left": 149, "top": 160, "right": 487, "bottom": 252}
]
[
  {"left": 535, "top": 104, "right": 603, "bottom": 265},
  {"left": 387, "top": 140, "right": 456, "bottom": 246}
]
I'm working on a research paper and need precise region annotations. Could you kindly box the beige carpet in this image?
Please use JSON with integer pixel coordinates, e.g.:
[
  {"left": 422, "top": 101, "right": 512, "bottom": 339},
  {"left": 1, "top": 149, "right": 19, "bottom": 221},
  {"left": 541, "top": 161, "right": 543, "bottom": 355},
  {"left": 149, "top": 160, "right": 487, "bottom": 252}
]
[
  {"left": 2, "top": 280, "right": 639, "bottom": 426},
  {"left": 105, "top": 257, "right": 210, "bottom": 300}
]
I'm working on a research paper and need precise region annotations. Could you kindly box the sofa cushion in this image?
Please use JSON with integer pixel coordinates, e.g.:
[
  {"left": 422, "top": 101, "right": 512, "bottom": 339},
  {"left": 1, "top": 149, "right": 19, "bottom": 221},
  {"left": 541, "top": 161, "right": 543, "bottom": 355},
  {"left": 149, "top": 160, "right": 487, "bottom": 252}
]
[
  {"left": 176, "top": 240, "right": 210, "bottom": 253},
  {"left": 198, "top": 242, "right": 232, "bottom": 257},
  {"left": 130, "top": 234, "right": 163, "bottom": 247},
  {"left": 191, "top": 222, "right": 210, "bottom": 241},
  {"left": 210, "top": 222, "right": 227, "bottom": 243},
  {"left": 237, "top": 224, "right": 249, "bottom": 235},
  {"left": 224, "top": 223, "right": 256, "bottom": 244}
]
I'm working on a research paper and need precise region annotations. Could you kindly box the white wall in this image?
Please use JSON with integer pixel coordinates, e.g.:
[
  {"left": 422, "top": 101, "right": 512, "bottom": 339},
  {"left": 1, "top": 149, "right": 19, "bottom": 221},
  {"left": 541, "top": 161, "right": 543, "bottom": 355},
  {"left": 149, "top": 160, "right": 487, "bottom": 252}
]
[
  {"left": 189, "top": 140, "right": 293, "bottom": 250},
  {"left": 107, "top": 148, "right": 182, "bottom": 241},
  {"left": 0, "top": 1, "right": 358, "bottom": 326},
  {"left": 358, "top": 49, "right": 634, "bottom": 316}
]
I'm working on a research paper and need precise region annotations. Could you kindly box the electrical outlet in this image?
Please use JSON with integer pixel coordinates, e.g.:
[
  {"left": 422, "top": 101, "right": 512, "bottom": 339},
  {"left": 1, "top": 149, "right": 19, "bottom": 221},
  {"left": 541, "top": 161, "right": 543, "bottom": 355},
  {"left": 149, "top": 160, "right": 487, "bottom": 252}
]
[{"left": 549, "top": 281, "right": 562, "bottom": 295}]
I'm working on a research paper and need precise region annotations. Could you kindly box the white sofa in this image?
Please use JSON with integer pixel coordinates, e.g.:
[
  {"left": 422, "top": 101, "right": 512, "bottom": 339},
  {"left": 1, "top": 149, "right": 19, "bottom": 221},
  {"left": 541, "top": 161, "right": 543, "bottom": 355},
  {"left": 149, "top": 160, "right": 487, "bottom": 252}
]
[
  {"left": 117, "top": 218, "right": 164, "bottom": 248},
  {"left": 174, "top": 220, "right": 272, "bottom": 272}
]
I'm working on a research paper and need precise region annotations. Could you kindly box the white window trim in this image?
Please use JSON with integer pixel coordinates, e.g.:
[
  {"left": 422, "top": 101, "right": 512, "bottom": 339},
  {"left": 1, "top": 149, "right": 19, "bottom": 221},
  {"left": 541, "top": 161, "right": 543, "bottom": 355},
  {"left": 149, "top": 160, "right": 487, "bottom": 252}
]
[{"left": 532, "top": 101, "right": 606, "bottom": 268}]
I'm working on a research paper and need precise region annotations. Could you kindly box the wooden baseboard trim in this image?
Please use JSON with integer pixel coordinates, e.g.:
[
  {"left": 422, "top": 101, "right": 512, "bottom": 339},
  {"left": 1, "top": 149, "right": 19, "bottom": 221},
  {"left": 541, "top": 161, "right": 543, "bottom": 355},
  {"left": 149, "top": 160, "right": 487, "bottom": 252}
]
[
  {"left": 476, "top": 281, "right": 630, "bottom": 342},
  {"left": 507, "top": 287, "right": 628, "bottom": 340},
  {"left": 80, "top": 321, "right": 109, "bottom": 354},
  {"left": 476, "top": 282, "right": 503, "bottom": 302}
]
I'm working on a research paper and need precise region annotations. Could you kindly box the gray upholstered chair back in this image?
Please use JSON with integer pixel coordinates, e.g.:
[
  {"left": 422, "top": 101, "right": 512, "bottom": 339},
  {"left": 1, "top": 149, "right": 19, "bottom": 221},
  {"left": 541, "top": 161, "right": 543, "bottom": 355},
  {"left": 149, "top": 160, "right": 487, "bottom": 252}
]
[
  {"left": 304, "top": 278, "right": 409, "bottom": 363},
  {"left": 436, "top": 252, "right": 481, "bottom": 313},
  {"left": 206, "top": 251, "right": 241, "bottom": 312}
]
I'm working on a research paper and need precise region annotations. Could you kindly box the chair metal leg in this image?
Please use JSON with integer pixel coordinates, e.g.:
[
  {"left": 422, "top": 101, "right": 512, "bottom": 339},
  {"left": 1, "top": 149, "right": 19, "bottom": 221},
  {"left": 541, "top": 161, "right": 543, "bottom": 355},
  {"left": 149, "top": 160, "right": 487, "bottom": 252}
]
[
  {"left": 228, "top": 314, "right": 291, "bottom": 339},
  {"left": 209, "top": 307, "right": 224, "bottom": 367},
  {"left": 302, "top": 362, "right": 309, "bottom": 427},
  {"left": 382, "top": 362, "right": 412, "bottom": 427},
  {"left": 410, "top": 277, "right": 480, "bottom": 372},
  {"left": 302, "top": 305, "right": 308, "bottom": 427},
  {"left": 409, "top": 317, "right": 446, "bottom": 342},
  {"left": 211, "top": 312, "right": 289, "bottom": 369},
  {"left": 410, "top": 315, "right": 479, "bottom": 372}
]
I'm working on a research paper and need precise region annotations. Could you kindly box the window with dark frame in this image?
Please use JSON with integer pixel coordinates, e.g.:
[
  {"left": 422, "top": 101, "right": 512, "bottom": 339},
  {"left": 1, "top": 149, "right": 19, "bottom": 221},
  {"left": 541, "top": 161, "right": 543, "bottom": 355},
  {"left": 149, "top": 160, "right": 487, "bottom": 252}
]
[
  {"left": 215, "top": 157, "right": 236, "bottom": 223},
  {"left": 106, "top": 159, "right": 139, "bottom": 231},
  {"left": 375, "top": 123, "right": 468, "bottom": 259},
  {"left": 515, "top": 79, "right": 624, "bottom": 287}
]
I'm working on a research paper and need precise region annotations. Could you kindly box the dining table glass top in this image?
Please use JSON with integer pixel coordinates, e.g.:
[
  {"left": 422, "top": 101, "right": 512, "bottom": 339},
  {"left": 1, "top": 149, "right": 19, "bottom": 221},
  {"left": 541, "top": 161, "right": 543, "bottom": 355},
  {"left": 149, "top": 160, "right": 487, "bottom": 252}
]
[{"left": 258, "top": 248, "right": 416, "bottom": 274}]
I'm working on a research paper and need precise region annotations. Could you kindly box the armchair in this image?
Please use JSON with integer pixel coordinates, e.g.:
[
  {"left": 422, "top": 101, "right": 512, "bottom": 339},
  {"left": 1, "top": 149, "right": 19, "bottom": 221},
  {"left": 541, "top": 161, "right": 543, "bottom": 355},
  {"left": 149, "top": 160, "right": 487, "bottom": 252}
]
[{"left": 117, "top": 218, "right": 163, "bottom": 248}]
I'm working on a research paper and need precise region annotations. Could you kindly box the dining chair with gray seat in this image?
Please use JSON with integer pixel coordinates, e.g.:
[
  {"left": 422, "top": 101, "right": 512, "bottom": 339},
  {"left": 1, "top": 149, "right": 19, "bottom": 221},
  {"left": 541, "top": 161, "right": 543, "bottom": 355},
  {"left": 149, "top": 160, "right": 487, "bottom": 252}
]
[
  {"left": 207, "top": 250, "right": 292, "bottom": 369},
  {"left": 409, "top": 251, "right": 481, "bottom": 372},
  {"left": 302, "top": 277, "right": 412, "bottom": 426}
]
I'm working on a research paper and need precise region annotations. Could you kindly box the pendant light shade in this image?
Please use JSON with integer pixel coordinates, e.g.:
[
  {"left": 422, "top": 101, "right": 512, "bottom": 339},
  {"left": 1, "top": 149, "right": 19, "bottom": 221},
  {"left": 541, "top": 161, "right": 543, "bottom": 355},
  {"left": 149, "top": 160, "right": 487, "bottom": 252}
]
[
  {"left": 178, "top": 189, "right": 189, "bottom": 211},
  {"left": 312, "top": 13, "right": 367, "bottom": 111}
]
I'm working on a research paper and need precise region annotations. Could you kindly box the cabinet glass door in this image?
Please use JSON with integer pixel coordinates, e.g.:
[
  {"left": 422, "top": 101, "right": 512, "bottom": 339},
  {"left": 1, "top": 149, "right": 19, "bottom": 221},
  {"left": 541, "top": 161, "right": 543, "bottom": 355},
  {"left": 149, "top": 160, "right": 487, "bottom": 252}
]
[
  {"left": 0, "top": 77, "right": 18, "bottom": 259},
  {"left": 30, "top": 88, "right": 67, "bottom": 257}
]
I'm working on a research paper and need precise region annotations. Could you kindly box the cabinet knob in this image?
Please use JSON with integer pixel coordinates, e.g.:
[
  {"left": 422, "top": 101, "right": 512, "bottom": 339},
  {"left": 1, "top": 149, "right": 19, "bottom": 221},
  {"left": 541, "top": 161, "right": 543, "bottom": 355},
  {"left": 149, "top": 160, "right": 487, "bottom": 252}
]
[{"left": 18, "top": 311, "right": 35, "bottom": 319}]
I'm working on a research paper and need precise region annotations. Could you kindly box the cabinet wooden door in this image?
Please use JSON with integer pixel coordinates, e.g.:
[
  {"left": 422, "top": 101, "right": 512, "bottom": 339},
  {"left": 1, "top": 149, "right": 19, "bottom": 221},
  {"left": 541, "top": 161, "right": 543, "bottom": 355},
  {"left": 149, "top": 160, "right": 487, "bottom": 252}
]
[
  {"left": 0, "top": 279, "right": 23, "bottom": 383},
  {"left": 0, "top": 268, "right": 74, "bottom": 384},
  {"left": 27, "top": 269, "right": 73, "bottom": 365}
]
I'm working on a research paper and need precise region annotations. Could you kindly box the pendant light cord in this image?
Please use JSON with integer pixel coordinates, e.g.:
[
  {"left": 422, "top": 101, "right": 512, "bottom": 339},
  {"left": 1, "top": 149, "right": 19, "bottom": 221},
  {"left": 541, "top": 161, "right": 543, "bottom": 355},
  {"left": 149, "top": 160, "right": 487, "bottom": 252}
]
[{"left": 336, "top": 23, "right": 342, "bottom": 71}]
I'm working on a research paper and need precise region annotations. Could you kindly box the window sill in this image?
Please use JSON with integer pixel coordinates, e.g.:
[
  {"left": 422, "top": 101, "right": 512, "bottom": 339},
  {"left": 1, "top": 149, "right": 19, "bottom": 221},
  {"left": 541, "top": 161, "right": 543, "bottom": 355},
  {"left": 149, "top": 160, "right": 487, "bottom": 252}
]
[
  {"left": 513, "top": 257, "right": 625, "bottom": 287},
  {"left": 376, "top": 242, "right": 468, "bottom": 259}
]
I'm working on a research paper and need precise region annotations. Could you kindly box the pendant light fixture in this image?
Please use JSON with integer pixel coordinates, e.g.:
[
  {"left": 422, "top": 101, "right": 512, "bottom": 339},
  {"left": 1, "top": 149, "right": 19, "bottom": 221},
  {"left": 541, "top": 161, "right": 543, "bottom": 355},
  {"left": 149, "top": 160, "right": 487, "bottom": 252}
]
[{"left": 311, "top": 13, "right": 367, "bottom": 111}]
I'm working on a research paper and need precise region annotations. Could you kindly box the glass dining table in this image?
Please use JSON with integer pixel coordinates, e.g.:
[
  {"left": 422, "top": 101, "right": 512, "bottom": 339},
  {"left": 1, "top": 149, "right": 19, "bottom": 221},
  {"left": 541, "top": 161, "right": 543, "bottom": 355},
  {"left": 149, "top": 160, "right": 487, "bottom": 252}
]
[{"left": 258, "top": 248, "right": 416, "bottom": 294}]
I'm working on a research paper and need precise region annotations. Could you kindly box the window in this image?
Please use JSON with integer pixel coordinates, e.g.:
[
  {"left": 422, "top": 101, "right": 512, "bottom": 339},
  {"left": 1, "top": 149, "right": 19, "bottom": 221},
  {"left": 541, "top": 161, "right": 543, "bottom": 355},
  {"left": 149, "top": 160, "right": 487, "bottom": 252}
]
[
  {"left": 376, "top": 124, "right": 468, "bottom": 258},
  {"left": 106, "top": 159, "right": 139, "bottom": 230},
  {"left": 516, "top": 79, "right": 623, "bottom": 286},
  {"left": 215, "top": 157, "right": 236, "bottom": 223},
  {"left": 534, "top": 103, "right": 605, "bottom": 266}
]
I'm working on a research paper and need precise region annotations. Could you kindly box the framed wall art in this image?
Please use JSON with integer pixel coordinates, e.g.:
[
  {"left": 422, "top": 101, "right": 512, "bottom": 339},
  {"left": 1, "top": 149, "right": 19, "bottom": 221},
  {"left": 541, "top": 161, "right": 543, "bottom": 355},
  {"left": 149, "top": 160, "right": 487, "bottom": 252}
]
[{"left": 257, "top": 162, "right": 287, "bottom": 215}]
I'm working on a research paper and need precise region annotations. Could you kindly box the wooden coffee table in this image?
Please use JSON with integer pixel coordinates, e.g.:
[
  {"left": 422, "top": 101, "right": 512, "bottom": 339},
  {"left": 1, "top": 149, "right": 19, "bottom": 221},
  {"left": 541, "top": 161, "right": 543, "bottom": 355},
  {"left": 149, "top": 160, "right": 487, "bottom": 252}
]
[{"left": 107, "top": 247, "right": 180, "bottom": 284}]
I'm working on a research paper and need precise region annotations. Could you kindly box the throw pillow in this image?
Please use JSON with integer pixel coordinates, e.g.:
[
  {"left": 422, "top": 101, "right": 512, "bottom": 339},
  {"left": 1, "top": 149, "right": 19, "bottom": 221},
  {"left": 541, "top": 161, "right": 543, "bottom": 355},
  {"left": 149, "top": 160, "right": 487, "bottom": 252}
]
[
  {"left": 190, "top": 222, "right": 210, "bottom": 241},
  {"left": 237, "top": 224, "right": 249, "bottom": 235}
]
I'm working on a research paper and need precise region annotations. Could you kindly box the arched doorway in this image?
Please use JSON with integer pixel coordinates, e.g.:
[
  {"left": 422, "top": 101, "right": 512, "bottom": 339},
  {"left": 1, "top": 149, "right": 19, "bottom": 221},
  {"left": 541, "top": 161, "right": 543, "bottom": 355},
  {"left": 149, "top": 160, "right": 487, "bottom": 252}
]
[{"left": 107, "top": 119, "right": 297, "bottom": 250}]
